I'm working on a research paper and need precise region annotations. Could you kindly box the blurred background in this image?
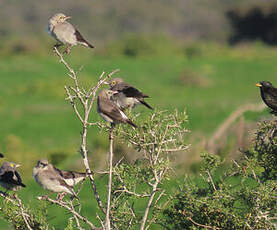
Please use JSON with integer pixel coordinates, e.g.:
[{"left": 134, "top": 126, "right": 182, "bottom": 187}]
[{"left": 1, "top": 0, "right": 277, "bottom": 228}]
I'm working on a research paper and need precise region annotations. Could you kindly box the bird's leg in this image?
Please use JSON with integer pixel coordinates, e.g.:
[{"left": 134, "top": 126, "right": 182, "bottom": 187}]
[
  {"left": 57, "top": 192, "right": 66, "bottom": 201},
  {"left": 64, "top": 45, "right": 72, "bottom": 54},
  {"left": 53, "top": 43, "right": 62, "bottom": 51}
]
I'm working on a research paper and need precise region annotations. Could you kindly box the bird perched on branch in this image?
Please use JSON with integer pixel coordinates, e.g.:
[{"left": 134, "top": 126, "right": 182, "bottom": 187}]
[
  {"left": 256, "top": 81, "right": 277, "bottom": 113},
  {"left": 97, "top": 89, "right": 137, "bottom": 128},
  {"left": 48, "top": 13, "right": 94, "bottom": 54},
  {"left": 0, "top": 162, "right": 26, "bottom": 191},
  {"left": 33, "top": 159, "right": 89, "bottom": 199},
  {"left": 108, "top": 78, "right": 153, "bottom": 110}
]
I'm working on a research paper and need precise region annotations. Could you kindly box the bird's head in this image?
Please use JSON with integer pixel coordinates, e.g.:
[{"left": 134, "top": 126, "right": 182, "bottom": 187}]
[
  {"left": 36, "top": 159, "right": 49, "bottom": 170},
  {"left": 1, "top": 161, "right": 21, "bottom": 169},
  {"left": 256, "top": 81, "right": 274, "bottom": 90},
  {"left": 108, "top": 78, "right": 124, "bottom": 87},
  {"left": 49, "top": 13, "right": 71, "bottom": 26},
  {"left": 98, "top": 89, "right": 118, "bottom": 100}
]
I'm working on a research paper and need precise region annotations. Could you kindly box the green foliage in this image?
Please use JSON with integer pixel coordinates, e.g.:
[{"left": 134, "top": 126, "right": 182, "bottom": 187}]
[
  {"left": 244, "top": 120, "right": 277, "bottom": 180},
  {"left": 162, "top": 120, "right": 277, "bottom": 230},
  {"left": 111, "top": 110, "right": 189, "bottom": 229},
  {"left": 0, "top": 197, "right": 49, "bottom": 230}
]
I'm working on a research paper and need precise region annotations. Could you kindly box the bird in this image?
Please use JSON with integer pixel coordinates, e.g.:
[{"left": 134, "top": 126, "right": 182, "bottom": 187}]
[
  {"left": 47, "top": 13, "right": 94, "bottom": 54},
  {"left": 0, "top": 162, "right": 26, "bottom": 191},
  {"left": 256, "top": 81, "right": 277, "bottom": 113},
  {"left": 33, "top": 159, "right": 89, "bottom": 199},
  {"left": 108, "top": 78, "right": 153, "bottom": 110},
  {"left": 0, "top": 153, "right": 3, "bottom": 158},
  {"left": 97, "top": 89, "right": 137, "bottom": 128}
]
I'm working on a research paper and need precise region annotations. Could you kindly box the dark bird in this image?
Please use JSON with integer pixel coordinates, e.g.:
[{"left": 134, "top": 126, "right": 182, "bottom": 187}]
[
  {"left": 97, "top": 89, "right": 137, "bottom": 128},
  {"left": 0, "top": 153, "right": 3, "bottom": 158},
  {"left": 256, "top": 81, "right": 277, "bottom": 113},
  {"left": 48, "top": 13, "right": 94, "bottom": 54},
  {"left": 108, "top": 78, "right": 153, "bottom": 110},
  {"left": 33, "top": 159, "right": 89, "bottom": 199},
  {"left": 0, "top": 162, "right": 26, "bottom": 191}
]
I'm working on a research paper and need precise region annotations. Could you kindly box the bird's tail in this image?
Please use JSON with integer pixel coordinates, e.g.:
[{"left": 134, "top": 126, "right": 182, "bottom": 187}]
[
  {"left": 127, "top": 119, "right": 137, "bottom": 128},
  {"left": 140, "top": 100, "right": 153, "bottom": 110}
]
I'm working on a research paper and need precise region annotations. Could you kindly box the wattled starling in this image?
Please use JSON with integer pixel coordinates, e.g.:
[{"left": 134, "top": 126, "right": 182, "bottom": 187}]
[
  {"left": 0, "top": 162, "right": 26, "bottom": 191},
  {"left": 33, "top": 159, "right": 90, "bottom": 198},
  {"left": 97, "top": 89, "right": 137, "bottom": 128},
  {"left": 48, "top": 13, "right": 94, "bottom": 54},
  {"left": 256, "top": 81, "right": 277, "bottom": 113},
  {"left": 108, "top": 78, "right": 153, "bottom": 110}
]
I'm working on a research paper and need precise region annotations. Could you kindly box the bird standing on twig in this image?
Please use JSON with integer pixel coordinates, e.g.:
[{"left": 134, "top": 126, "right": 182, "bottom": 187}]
[
  {"left": 33, "top": 159, "right": 89, "bottom": 199},
  {"left": 97, "top": 89, "right": 137, "bottom": 128},
  {"left": 48, "top": 13, "right": 94, "bottom": 54},
  {"left": 108, "top": 78, "right": 153, "bottom": 110},
  {"left": 0, "top": 162, "right": 26, "bottom": 191},
  {"left": 256, "top": 81, "right": 277, "bottom": 114}
]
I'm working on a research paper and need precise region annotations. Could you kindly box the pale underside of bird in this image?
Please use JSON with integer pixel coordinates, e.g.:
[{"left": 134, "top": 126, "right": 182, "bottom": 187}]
[
  {"left": 109, "top": 78, "right": 153, "bottom": 110},
  {"left": 48, "top": 13, "right": 94, "bottom": 54},
  {"left": 0, "top": 162, "right": 26, "bottom": 191},
  {"left": 33, "top": 159, "right": 89, "bottom": 199},
  {"left": 97, "top": 89, "right": 137, "bottom": 128}
]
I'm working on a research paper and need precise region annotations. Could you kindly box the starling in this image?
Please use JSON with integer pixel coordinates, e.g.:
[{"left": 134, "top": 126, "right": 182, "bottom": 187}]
[
  {"left": 33, "top": 159, "right": 89, "bottom": 198},
  {"left": 256, "top": 81, "right": 277, "bottom": 113},
  {"left": 48, "top": 13, "right": 94, "bottom": 54},
  {"left": 0, "top": 162, "right": 26, "bottom": 191},
  {"left": 109, "top": 78, "right": 153, "bottom": 110},
  {"left": 97, "top": 89, "right": 137, "bottom": 128}
]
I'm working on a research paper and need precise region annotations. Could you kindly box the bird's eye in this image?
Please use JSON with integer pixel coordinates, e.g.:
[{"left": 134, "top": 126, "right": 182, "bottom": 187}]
[
  {"left": 112, "top": 81, "right": 116, "bottom": 85},
  {"left": 10, "top": 163, "right": 14, "bottom": 167}
]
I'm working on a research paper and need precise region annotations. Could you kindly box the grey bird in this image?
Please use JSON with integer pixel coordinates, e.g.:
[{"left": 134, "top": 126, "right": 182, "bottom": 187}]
[
  {"left": 97, "top": 89, "right": 137, "bottom": 128},
  {"left": 33, "top": 159, "right": 89, "bottom": 198},
  {"left": 48, "top": 13, "right": 94, "bottom": 54},
  {"left": 0, "top": 162, "right": 26, "bottom": 191},
  {"left": 108, "top": 78, "right": 153, "bottom": 110}
]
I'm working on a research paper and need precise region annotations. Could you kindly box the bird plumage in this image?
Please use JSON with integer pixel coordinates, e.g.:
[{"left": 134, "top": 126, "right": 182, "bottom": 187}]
[
  {"left": 0, "top": 162, "right": 25, "bottom": 191},
  {"left": 33, "top": 159, "right": 88, "bottom": 197},
  {"left": 256, "top": 81, "right": 277, "bottom": 113},
  {"left": 48, "top": 13, "right": 94, "bottom": 53},
  {"left": 97, "top": 89, "right": 137, "bottom": 128},
  {"left": 109, "top": 78, "right": 153, "bottom": 110}
]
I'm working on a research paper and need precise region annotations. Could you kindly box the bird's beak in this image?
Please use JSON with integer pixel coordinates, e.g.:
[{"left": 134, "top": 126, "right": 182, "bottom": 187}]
[
  {"left": 112, "top": 90, "right": 119, "bottom": 95},
  {"left": 103, "top": 81, "right": 110, "bottom": 85},
  {"left": 65, "top": 16, "right": 71, "bottom": 20},
  {"left": 256, "top": 83, "right": 262, "bottom": 87},
  {"left": 15, "top": 163, "right": 21, "bottom": 168}
]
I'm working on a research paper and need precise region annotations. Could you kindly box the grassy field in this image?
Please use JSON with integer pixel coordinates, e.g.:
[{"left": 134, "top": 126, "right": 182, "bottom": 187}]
[{"left": 0, "top": 41, "right": 276, "bottom": 228}]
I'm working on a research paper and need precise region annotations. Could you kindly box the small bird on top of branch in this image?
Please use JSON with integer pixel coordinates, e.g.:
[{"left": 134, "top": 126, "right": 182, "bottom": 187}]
[
  {"left": 0, "top": 162, "right": 26, "bottom": 191},
  {"left": 48, "top": 13, "right": 94, "bottom": 54},
  {"left": 108, "top": 78, "right": 153, "bottom": 110},
  {"left": 97, "top": 89, "right": 137, "bottom": 128},
  {"left": 33, "top": 159, "right": 90, "bottom": 199},
  {"left": 256, "top": 81, "right": 277, "bottom": 114}
]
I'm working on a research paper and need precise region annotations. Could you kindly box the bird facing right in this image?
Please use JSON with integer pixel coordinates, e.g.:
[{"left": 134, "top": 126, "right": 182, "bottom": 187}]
[
  {"left": 108, "top": 78, "right": 153, "bottom": 110},
  {"left": 48, "top": 13, "right": 94, "bottom": 54},
  {"left": 256, "top": 81, "right": 277, "bottom": 113},
  {"left": 0, "top": 161, "right": 26, "bottom": 191}
]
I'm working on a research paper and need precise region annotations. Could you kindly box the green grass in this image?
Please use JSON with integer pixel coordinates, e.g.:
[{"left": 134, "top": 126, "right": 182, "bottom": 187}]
[{"left": 0, "top": 41, "right": 276, "bottom": 228}]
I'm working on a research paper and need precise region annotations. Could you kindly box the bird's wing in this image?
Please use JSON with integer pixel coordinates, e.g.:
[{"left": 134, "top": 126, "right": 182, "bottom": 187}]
[
  {"left": 14, "top": 171, "right": 26, "bottom": 187},
  {"left": 1, "top": 171, "right": 24, "bottom": 186},
  {"left": 54, "top": 167, "right": 86, "bottom": 179},
  {"left": 74, "top": 29, "right": 94, "bottom": 48},
  {"left": 99, "top": 98, "right": 128, "bottom": 122},
  {"left": 113, "top": 83, "right": 148, "bottom": 98}
]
